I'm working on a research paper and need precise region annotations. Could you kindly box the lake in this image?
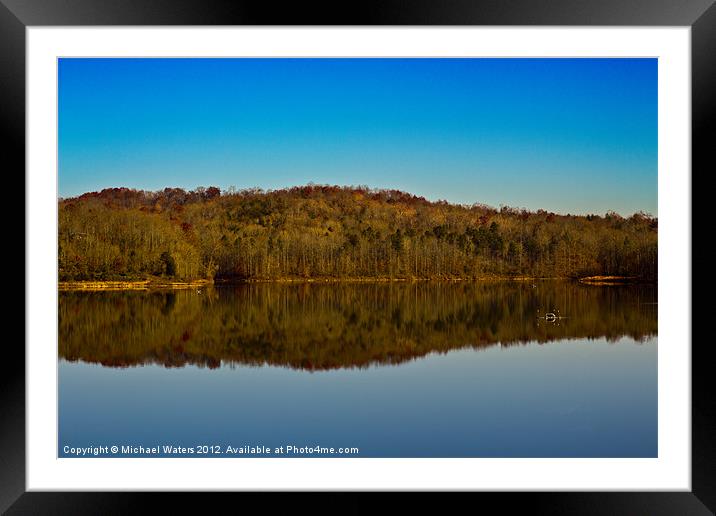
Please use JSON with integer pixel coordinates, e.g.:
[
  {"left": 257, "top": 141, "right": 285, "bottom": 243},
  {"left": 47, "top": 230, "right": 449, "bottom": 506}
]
[{"left": 58, "top": 281, "right": 657, "bottom": 458}]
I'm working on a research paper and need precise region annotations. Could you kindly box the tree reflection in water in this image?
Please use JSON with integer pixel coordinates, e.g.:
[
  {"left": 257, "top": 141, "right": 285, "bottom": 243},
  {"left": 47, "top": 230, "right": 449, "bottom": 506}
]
[{"left": 59, "top": 281, "right": 657, "bottom": 371}]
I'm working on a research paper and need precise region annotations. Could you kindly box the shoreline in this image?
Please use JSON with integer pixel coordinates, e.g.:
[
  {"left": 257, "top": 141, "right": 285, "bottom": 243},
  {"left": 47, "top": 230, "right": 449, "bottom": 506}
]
[
  {"left": 58, "top": 275, "right": 652, "bottom": 291},
  {"left": 58, "top": 279, "right": 214, "bottom": 291},
  {"left": 577, "top": 275, "right": 643, "bottom": 285}
]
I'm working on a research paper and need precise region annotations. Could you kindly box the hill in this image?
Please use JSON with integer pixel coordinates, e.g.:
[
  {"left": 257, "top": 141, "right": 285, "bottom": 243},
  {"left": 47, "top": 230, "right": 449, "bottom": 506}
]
[{"left": 58, "top": 185, "right": 657, "bottom": 282}]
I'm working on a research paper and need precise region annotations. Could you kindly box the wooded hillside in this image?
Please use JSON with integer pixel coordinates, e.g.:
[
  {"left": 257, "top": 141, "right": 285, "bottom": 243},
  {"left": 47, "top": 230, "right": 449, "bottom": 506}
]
[{"left": 58, "top": 185, "right": 657, "bottom": 282}]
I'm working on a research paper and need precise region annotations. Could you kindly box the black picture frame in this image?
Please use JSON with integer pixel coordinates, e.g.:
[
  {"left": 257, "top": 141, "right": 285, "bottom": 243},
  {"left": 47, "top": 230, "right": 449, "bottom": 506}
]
[{"left": 4, "top": 1, "right": 712, "bottom": 513}]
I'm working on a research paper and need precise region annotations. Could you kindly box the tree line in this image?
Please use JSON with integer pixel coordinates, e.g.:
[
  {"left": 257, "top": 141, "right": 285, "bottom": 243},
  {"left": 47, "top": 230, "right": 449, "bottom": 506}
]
[{"left": 58, "top": 185, "right": 657, "bottom": 282}]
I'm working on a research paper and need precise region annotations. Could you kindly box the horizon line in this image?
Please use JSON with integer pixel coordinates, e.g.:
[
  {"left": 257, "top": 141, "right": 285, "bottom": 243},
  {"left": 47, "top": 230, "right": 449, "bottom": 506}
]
[{"left": 58, "top": 183, "right": 657, "bottom": 219}]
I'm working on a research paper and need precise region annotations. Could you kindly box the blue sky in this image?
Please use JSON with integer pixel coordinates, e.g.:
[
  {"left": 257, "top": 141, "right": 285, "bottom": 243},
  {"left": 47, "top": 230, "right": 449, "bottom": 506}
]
[{"left": 58, "top": 58, "right": 657, "bottom": 216}]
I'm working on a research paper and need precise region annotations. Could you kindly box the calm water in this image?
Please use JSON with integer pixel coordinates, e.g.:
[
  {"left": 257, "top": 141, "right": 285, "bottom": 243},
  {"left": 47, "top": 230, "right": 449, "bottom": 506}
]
[{"left": 59, "top": 281, "right": 657, "bottom": 458}]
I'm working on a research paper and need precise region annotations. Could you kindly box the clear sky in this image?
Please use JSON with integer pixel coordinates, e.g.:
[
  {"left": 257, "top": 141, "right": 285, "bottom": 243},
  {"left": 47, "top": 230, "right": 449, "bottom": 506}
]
[{"left": 58, "top": 58, "right": 657, "bottom": 216}]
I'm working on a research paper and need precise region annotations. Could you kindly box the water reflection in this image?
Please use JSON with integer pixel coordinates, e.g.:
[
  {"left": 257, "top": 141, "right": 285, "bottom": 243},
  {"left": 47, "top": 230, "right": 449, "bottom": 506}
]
[{"left": 59, "top": 281, "right": 657, "bottom": 370}]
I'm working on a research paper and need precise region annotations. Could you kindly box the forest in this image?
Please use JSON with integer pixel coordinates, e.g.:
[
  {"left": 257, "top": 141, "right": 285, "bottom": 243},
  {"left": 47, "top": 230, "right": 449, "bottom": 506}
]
[{"left": 58, "top": 185, "right": 658, "bottom": 282}]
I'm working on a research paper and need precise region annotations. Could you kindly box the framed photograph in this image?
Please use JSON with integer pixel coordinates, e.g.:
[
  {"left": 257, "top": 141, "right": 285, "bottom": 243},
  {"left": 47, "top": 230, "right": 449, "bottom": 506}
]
[{"left": 7, "top": 0, "right": 712, "bottom": 512}]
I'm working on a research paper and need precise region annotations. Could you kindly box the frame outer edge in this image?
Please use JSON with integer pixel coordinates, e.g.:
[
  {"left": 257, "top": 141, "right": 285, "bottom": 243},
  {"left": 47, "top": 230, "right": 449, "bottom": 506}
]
[
  {"left": 7, "top": 0, "right": 713, "bottom": 512},
  {"left": 691, "top": 1, "right": 716, "bottom": 512},
  {"left": 0, "top": 0, "right": 27, "bottom": 513}
]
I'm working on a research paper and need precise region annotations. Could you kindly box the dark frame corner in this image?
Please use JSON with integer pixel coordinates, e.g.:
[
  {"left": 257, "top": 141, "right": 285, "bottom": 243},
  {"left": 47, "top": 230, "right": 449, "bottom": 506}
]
[{"left": 5, "top": 0, "right": 713, "bottom": 513}]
